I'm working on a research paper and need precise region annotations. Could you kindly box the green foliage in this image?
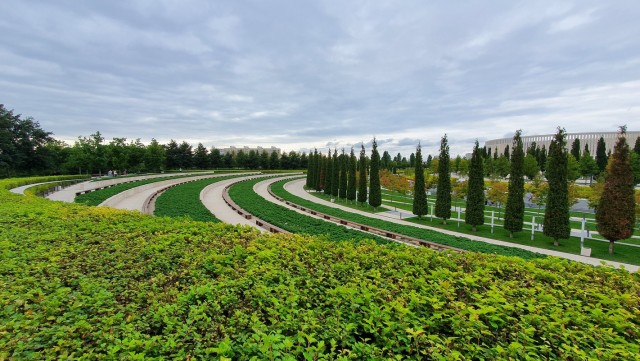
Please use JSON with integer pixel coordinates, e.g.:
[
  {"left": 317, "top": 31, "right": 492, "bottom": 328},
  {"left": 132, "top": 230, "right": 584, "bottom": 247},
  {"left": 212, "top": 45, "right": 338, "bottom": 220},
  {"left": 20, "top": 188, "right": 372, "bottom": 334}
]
[
  {"left": 1, "top": 176, "right": 640, "bottom": 359},
  {"left": 272, "top": 180, "right": 545, "bottom": 259},
  {"left": 435, "top": 134, "right": 451, "bottom": 221},
  {"left": 523, "top": 154, "right": 539, "bottom": 180},
  {"left": 544, "top": 128, "right": 571, "bottom": 244},
  {"left": 596, "top": 127, "right": 636, "bottom": 254},
  {"left": 324, "top": 152, "right": 332, "bottom": 195},
  {"left": 465, "top": 141, "right": 485, "bottom": 230},
  {"left": 357, "top": 145, "right": 368, "bottom": 203},
  {"left": 580, "top": 149, "right": 598, "bottom": 181},
  {"left": 504, "top": 130, "right": 525, "bottom": 236},
  {"left": 154, "top": 175, "right": 238, "bottom": 221},
  {"left": 412, "top": 144, "right": 428, "bottom": 218},
  {"left": 369, "top": 139, "right": 382, "bottom": 208},
  {"left": 347, "top": 148, "right": 357, "bottom": 201},
  {"left": 338, "top": 150, "right": 347, "bottom": 199},
  {"left": 74, "top": 175, "right": 196, "bottom": 206},
  {"left": 229, "top": 178, "right": 388, "bottom": 244},
  {"left": 331, "top": 149, "right": 339, "bottom": 197},
  {"left": 596, "top": 136, "right": 608, "bottom": 174}
]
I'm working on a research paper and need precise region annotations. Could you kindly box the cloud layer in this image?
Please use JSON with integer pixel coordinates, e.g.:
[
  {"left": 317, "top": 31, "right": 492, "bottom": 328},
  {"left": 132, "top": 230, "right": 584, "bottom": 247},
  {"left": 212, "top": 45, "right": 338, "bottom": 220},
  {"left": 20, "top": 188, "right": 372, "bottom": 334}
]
[{"left": 1, "top": 0, "right": 639, "bottom": 157}]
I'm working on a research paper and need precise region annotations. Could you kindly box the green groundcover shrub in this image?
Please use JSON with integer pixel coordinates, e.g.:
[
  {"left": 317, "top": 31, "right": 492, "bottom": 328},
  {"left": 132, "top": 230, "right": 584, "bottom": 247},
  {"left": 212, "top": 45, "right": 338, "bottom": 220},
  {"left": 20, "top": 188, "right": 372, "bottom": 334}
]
[{"left": 1, "top": 177, "right": 639, "bottom": 360}]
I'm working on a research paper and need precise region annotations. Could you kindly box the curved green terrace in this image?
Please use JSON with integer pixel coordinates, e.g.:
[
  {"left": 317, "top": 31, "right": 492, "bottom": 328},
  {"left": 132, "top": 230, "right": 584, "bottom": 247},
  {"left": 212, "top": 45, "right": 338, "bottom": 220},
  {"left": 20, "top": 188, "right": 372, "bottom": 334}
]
[
  {"left": 153, "top": 174, "right": 249, "bottom": 222},
  {"left": 228, "top": 177, "right": 391, "bottom": 245},
  {"left": 74, "top": 173, "right": 219, "bottom": 206},
  {"left": 272, "top": 178, "right": 546, "bottom": 260}
]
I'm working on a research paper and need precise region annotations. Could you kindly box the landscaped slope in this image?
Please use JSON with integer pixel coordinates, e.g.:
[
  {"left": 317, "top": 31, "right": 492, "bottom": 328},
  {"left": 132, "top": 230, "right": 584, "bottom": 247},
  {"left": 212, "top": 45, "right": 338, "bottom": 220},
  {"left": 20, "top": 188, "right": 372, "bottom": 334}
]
[{"left": 1, "top": 178, "right": 639, "bottom": 360}]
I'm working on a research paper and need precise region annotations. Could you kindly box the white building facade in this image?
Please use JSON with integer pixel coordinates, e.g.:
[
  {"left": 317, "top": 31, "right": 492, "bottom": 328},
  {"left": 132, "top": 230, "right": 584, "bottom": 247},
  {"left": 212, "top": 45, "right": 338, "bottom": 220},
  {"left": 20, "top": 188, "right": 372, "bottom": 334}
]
[{"left": 485, "top": 131, "right": 640, "bottom": 157}]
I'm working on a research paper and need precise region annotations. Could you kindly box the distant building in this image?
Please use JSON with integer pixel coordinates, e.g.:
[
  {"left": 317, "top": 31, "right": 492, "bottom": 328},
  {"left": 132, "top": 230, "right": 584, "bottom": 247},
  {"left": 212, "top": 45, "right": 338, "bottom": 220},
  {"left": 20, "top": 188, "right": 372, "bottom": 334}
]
[
  {"left": 484, "top": 131, "right": 640, "bottom": 157},
  {"left": 219, "top": 146, "right": 281, "bottom": 155}
]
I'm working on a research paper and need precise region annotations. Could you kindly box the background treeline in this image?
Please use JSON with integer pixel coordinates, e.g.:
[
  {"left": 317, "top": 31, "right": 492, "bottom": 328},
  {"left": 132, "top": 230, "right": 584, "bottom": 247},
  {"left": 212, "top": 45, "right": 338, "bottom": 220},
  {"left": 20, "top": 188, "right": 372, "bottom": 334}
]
[
  {"left": 2, "top": 103, "right": 639, "bottom": 182},
  {"left": 0, "top": 104, "right": 308, "bottom": 177}
]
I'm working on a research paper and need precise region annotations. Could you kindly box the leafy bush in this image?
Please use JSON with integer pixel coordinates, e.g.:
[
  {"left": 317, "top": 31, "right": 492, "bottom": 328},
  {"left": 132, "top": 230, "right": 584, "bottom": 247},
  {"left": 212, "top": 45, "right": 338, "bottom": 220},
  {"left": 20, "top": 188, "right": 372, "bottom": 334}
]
[{"left": 1, "top": 176, "right": 639, "bottom": 360}]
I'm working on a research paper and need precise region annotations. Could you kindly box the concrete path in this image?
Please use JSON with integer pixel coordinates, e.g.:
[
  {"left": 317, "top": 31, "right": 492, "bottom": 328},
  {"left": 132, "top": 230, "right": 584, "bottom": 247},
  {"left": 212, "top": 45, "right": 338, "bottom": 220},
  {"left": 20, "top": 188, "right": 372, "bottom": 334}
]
[
  {"left": 46, "top": 173, "right": 194, "bottom": 203},
  {"left": 200, "top": 174, "right": 276, "bottom": 231},
  {"left": 100, "top": 173, "right": 256, "bottom": 213},
  {"left": 10, "top": 180, "right": 64, "bottom": 195},
  {"left": 282, "top": 178, "right": 638, "bottom": 273}
]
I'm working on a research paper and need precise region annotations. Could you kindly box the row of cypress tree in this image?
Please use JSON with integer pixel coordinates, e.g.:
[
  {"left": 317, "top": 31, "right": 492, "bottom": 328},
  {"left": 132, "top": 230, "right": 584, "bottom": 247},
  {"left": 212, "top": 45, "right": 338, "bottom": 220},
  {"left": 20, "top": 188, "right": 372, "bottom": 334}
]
[{"left": 305, "top": 139, "right": 382, "bottom": 208}]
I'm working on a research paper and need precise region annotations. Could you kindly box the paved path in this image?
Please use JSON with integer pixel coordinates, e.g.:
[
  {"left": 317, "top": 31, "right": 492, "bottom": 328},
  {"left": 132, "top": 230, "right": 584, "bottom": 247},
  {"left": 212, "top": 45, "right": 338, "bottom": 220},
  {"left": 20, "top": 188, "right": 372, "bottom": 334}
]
[
  {"left": 10, "top": 180, "right": 64, "bottom": 195},
  {"left": 100, "top": 173, "right": 256, "bottom": 213},
  {"left": 200, "top": 174, "right": 275, "bottom": 231},
  {"left": 282, "top": 178, "right": 638, "bottom": 273},
  {"left": 46, "top": 173, "right": 194, "bottom": 203}
]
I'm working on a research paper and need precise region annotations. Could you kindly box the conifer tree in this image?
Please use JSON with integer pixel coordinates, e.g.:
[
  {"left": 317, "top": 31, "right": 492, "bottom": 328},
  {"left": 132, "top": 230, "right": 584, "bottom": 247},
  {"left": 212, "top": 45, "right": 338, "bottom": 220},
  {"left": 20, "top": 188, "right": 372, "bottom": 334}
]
[
  {"left": 596, "top": 126, "right": 636, "bottom": 255},
  {"left": 634, "top": 137, "right": 640, "bottom": 156},
  {"left": 596, "top": 136, "right": 607, "bottom": 174},
  {"left": 504, "top": 130, "right": 525, "bottom": 237},
  {"left": 324, "top": 152, "right": 332, "bottom": 195},
  {"left": 339, "top": 149, "right": 347, "bottom": 199},
  {"left": 357, "top": 144, "right": 368, "bottom": 204},
  {"left": 412, "top": 143, "right": 428, "bottom": 218},
  {"left": 347, "top": 148, "right": 357, "bottom": 201},
  {"left": 306, "top": 149, "right": 315, "bottom": 189},
  {"left": 504, "top": 144, "right": 510, "bottom": 160},
  {"left": 435, "top": 134, "right": 451, "bottom": 223},
  {"left": 544, "top": 128, "right": 570, "bottom": 246},
  {"left": 314, "top": 150, "right": 322, "bottom": 191},
  {"left": 331, "top": 149, "right": 339, "bottom": 197},
  {"left": 465, "top": 140, "right": 485, "bottom": 231},
  {"left": 570, "top": 138, "right": 581, "bottom": 160},
  {"left": 369, "top": 139, "right": 382, "bottom": 208}
]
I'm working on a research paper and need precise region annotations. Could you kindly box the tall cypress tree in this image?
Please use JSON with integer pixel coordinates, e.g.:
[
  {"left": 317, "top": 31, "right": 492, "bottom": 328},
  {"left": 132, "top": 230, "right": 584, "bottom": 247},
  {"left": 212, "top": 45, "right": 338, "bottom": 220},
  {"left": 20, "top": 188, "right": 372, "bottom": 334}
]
[
  {"left": 347, "top": 147, "right": 357, "bottom": 201},
  {"left": 465, "top": 140, "right": 485, "bottom": 231},
  {"left": 306, "top": 149, "right": 315, "bottom": 189},
  {"left": 324, "top": 152, "right": 332, "bottom": 195},
  {"left": 504, "top": 144, "right": 510, "bottom": 160},
  {"left": 331, "top": 149, "right": 339, "bottom": 198},
  {"left": 570, "top": 138, "right": 581, "bottom": 160},
  {"left": 357, "top": 144, "right": 368, "bottom": 204},
  {"left": 633, "top": 137, "right": 640, "bottom": 156},
  {"left": 596, "top": 137, "right": 607, "bottom": 175},
  {"left": 596, "top": 126, "right": 635, "bottom": 255},
  {"left": 368, "top": 138, "right": 382, "bottom": 208},
  {"left": 504, "top": 130, "right": 525, "bottom": 237},
  {"left": 339, "top": 149, "right": 347, "bottom": 199},
  {"left": 412, "top": 143, "right": 428, "bottom": 218},
  {"left": 315, "top": 150, "right": 323, "bottom": 191},
  {"left": 543, "top": 128, "right": 570, "bottom": 246},
  {"left": 435, "top": 134, "right": 451, "bottom": 223}
]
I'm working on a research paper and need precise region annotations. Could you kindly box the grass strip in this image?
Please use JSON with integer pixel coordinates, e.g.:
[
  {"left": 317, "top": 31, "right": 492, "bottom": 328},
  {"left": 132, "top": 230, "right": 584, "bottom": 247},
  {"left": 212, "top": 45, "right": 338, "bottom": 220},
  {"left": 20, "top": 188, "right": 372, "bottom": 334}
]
[
  {"left": 75, "top": 173, "right": 217, "bottom": 206},
  {"left": 229, "top": 178, "right": 390, "bottom": 245},
  {"left": 274, "top": 179, "right": 546, "bottom": 260},
  {"left": 153, "top": 175, "right": 240, "bottom": 222}
]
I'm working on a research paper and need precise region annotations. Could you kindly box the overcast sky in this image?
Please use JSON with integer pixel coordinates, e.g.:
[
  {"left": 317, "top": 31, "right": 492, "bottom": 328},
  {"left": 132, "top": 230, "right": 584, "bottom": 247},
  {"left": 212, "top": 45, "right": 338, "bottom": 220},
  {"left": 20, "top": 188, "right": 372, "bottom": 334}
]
[{"left": 1, "top": 1, "right": 639, "bottom": 157}]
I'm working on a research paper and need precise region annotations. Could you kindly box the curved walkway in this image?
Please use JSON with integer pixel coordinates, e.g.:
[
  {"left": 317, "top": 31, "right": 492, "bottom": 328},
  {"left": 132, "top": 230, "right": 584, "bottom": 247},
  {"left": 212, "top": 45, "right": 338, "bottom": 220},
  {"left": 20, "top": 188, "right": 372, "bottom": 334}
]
[
  {"left": 10, "top": 180, "right": 67, "bottom": 195},
  {"left": 200, "top": 174, "right": 276, "bottom": 231},
  {"left": 46, "top": 173, "right": 195, "bottom": 203},
  {"left": 279, "top": 178, "right": 638, "bottom": 273},
  {"left": 99, "top": 173, "right": 256, "bottom": 213}
]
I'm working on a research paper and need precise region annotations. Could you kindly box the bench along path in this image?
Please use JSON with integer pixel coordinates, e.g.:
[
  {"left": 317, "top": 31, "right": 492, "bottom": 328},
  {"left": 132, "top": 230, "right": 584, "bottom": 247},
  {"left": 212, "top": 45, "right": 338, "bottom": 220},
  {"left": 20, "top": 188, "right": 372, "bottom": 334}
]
[{"left": 279, "top": 178, "right": 639, "bottom": 273}]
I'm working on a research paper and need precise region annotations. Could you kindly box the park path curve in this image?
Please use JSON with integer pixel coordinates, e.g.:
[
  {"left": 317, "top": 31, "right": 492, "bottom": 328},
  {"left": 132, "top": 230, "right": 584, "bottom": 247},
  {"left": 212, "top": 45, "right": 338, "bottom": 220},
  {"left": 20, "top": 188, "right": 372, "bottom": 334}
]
[{"left": 281, "top": 178, "right": 638, "bottom": 273}]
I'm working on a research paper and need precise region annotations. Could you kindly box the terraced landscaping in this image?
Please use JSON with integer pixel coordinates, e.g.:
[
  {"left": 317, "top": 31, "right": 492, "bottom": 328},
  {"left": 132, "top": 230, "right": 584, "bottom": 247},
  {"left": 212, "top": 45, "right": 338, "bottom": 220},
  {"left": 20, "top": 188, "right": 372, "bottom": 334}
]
[
  {"left": 74, "top": 173, "right": 218, "bottom": 206},
  {"left": 273, "top": 179, "right": 546, "bottom": 260},
  {"left": 228, "top": 177, "right": 390, "bottom": 244},
  {"left": 153, "top": 174, "right": 241, "bottom": 221}
]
